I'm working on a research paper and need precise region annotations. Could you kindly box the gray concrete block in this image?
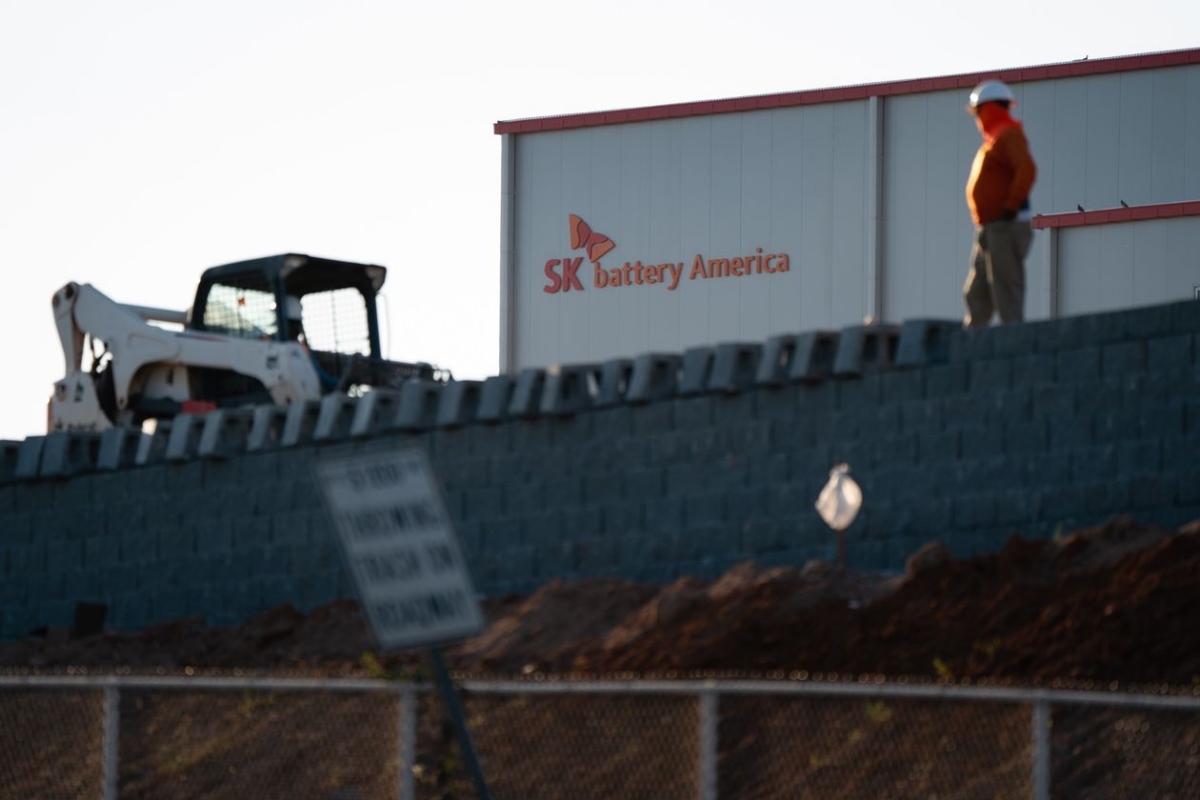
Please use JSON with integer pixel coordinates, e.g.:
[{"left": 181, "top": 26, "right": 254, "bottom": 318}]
[
  {"left": 639, "top": 498, "right": 681, "bottom": 534},
  {"left": 1095, "top": 405, "right": 1142, "bottom": 442},
  {"left": 1123, "top": 305, "right": 1177, "bottom": 339},
  {"left": 1003, "top": 419, "right": 1051, "bottom": 455},
  {"left": 969, "top": 358, "right": 1012, "bottom": 393},
  {"left": 394, "top": 379, "right": 443, "bottom": 430},
  {"left": 708, "top": 342, "right": 763, "bottom": 393},
  {"left": 476, "top": 375, "right": 515, "bottom": 423},
  {"left": 1102, "top": 340, "right": 1147, "bottom": 377},
  {"left": 880, "top": 370, "right": 925, "bottom": 404},
  {"left": 899, "top": 400, "right": 944, "bottom": 436},
  {"left": 896, "top": 319, "right": 960, "bottom": 368},
  {"left": 1020, "top": 453, "right": 1071, "bottom": 488},
  {"left": 165, "top": 414, "right": 206, "bottom": 462},
  {"left": 1011, "top": 353, "right": 1056, "bottom": 385},
  {"left": 1169, "top": 298, "right": 1200, "bottom": 334},
  {"left": 788, "top": 331, "right": 840, "bottom": 383},
  {"left": 595, "top": 358, "right": 634, "bottom": 407},
  {"left": 39, "top": 432, "right": 100, "bottom": 478},
  {"left": 1049, "top": 415, "right": 1093, "bottom": 450},
  {"left": 280, "top": 401, "right": 321, "bottom": 448},
  {"left": 573, "top": 537, "right": 619, "bottom": 571},
  {"left": 673, "top": 396, "right": 714, "bottom": 430},
  {"left": 952, "top": 493, "right": 996, "bottom": 529},
  {"left": 1119, "top": 440, "right": 1163, "bottom": 476},
  {"left": 434, "top": 381, "right": 482, "bottom": 428},
  {"left": 1131, "top": 475, "right": 1174, "bottom": 509},
  {"left": 1075, "top": 443, "right": 1118, "bottom": 482},
  {"left": 312, "top": 394, "right": 359, "bottom": 441},
  {"left": 15, "top": 436, "right": 45, "bottom": 480},
  {"left": 1055, "top": 309, "right": 1129, "bottom": 350},
  {"left": 948, "top": 327, "right": 994, "bottom": 362},
  {"left": 1141, "top": 403, "right": 1186, "bottom": 439},
  {"left": 833, "top": 324, "right": 900, "bottom": 377},
  {"left": 197, "top": 409, "right": 255, "bottom": 459},
  {"left": 679, "top": 346, "right": 715, "bottom": 396},
  {"left": 1147, "top": 335, "right": 1195, "bottom": 371},
  {"left": 757, "top": 334, "right": 797, "bottom": 386},
  {"left": 247, "top": 405, "right": 289, "bottom": 450},
  {"left": 1082, "top": 480, "right": 1132, "bottom": 515},
  {"left": 990, "top": 322, "right": 1042, "bottom": 357},
  {"left": 0, "top": 441, "right": 22, "bottom": 485},
  {"left": 541, "top": 364, "right": 599, "bottom": 416},
  {"left": 626, "top": 353, "right": 681, "bottom": 403},
  {"left": 558, "top": 509, "right": 603, "bottom": 541},
  {"left": 508, "top": 368, "right": 546, "bottom": 418},
  {"left": 135, "top": 423, "right": 173, "bottom": 465},
  {"left": 630, "top": 402, "right": 674, "bottom": 437},
  {"left": 1164, "top": 435, "right": 1200, "bottom": 472},
  {"left": 1178, "top": 472, "right": 1200, "bottom": 505}
]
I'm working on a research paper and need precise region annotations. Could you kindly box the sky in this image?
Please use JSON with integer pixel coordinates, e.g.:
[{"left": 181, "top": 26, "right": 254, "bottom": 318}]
[{"left": 1, "top": 0, "right": 1196, "bottom": 441}]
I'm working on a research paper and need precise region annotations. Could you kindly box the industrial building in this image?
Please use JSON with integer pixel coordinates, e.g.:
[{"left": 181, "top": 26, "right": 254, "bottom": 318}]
[{"left": 495, "top": 47, "right": 1200, "bottom": 371}]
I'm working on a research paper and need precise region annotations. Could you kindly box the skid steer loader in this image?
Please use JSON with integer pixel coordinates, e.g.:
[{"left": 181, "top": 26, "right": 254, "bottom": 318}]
[{"left": 49, "top": 253, "right": 447, "bottom": 432}]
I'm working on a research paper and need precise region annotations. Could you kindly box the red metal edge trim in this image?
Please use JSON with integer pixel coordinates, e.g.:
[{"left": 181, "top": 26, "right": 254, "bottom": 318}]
[
  {"left": 495, "top": 46, "right": 1200, "bottom": 135},
  {"left": 1033, "top": 201, "right": 1200, "bottom": 229}
]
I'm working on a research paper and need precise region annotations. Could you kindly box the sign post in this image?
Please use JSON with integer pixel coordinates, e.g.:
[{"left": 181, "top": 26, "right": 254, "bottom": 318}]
[{"left": 315, "top": 447, "right": 492, "bottom": 799}]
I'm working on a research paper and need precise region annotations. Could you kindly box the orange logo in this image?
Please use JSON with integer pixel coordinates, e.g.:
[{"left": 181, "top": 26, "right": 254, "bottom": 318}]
[
  {"left": 569, "top": 214, "right": 616, "bottom": 262},
  {"left": 543, "top": 214, "right": 616, "bottom": 294}
]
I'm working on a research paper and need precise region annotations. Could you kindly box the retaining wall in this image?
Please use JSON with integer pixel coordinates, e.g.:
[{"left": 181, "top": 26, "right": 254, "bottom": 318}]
[{"left": 1, "top": 301, "right": 1198, "bottom": 639}]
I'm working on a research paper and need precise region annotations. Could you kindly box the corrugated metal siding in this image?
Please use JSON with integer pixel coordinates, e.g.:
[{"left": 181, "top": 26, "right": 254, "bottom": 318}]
[
  {"left": 1058, "top": 217, "right": 1200, "bottom": 315},
  {"left": 511, "top": 103, "right": 870, "bottom": 368}
]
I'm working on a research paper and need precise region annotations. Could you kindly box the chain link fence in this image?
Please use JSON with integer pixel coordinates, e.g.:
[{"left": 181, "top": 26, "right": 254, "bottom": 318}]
[{"left": 2, "top": 675, "right": 1199, "bottom": 799}]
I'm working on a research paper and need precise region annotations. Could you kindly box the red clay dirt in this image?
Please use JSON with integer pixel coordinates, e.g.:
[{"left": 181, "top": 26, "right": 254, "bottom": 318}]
[{"left": 2, "top": 514, "right": 1199, "bottom": 688}]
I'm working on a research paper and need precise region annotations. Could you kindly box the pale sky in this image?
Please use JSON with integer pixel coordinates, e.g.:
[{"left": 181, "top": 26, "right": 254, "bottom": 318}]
[{"left": 1, "top": 1, "right": 1195, "bottom": 441}]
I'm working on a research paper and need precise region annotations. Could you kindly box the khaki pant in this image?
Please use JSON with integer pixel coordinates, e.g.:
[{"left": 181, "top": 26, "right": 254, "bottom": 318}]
[{"left": 963, "top": 220, "right": 1033, "bottom": 327}]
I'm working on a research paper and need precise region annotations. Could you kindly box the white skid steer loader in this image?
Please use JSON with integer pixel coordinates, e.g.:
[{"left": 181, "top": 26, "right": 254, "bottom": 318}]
[{"left": 49, "top": 253, "right": 446, "bottom": 432}]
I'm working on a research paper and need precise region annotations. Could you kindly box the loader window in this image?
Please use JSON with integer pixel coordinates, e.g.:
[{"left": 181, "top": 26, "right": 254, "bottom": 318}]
[
  {"left": 202, "top": 284, "right": 278, "bottom": 340},
  {"left": 297, "top": 288, "right": 371, "bottom": 355}
]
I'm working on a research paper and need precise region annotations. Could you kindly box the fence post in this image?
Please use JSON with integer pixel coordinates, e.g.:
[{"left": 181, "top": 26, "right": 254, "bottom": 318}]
[
  {"left": 102, "top": 684, "right": 120, "bottom": 800},
  {"left": 399, "top": 686, "right": 417, "bottom": 800},
  {"left": 1031, "top": 699, "right": 1050, "bottom": 800},
  {"left": 698, "top": 689, "right": 719, "bottom": 800}
]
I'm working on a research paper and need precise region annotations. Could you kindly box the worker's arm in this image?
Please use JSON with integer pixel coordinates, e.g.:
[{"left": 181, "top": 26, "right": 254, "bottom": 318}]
[{"left": 999, "top": 130, "right": 1037, "bottom": 214}]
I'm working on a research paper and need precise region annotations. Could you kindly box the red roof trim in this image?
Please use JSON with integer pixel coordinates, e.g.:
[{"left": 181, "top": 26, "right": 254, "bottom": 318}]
[
  {"left": 1032, "top": 201, "right": 1200, "bottom": 230},
  {"left": 495, "top": 47, "right": 1200, "bottom": 135}
]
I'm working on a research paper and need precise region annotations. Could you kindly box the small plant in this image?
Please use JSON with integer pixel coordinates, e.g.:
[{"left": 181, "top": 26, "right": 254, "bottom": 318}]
[
  {"left": 865, "top": 700, "right": 893, "bottom": 724},
  {"left": 972, "top": 638, "right": 1002, "bottom": 658}
]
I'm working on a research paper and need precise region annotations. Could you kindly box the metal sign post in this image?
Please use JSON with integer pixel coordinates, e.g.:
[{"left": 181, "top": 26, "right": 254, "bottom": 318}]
[{"left": 315, "top": 447, "right": 492, "bottom": 799}]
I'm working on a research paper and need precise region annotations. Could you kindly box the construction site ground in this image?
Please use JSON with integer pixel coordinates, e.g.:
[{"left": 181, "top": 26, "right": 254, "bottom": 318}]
[{"left": 3, "top": 514, "right": 1200, "bottom": 798}]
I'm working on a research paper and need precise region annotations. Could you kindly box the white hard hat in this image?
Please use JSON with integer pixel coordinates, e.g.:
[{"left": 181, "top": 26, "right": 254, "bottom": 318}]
[
  {"left": 967, "top": 80, "right": 1015, "bottom": 112},
  {"left": 284, "top": 295, "right": 303, "bottom": 321}
]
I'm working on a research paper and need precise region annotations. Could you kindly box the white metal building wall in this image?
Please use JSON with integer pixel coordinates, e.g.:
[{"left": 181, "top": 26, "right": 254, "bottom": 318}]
[
  {"left": 1058, "top": 216, "right": 1200, "bottom": 315},
  {"left": 510, "top": 103, "right": 872, "bottom": 370},
  {"left": 500, "top": 55, "right": 1200, "bottom": 371}
]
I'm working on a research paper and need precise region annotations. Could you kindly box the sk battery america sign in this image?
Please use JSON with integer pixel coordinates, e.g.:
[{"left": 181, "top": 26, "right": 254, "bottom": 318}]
[{"left": 543, "top": 214, "right": 792, "bottom": 295}]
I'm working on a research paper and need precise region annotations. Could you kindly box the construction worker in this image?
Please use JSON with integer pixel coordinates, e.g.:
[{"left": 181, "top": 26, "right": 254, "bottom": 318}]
[
  {"left": 963, "top": 80, "right": 1037, "bottom": 327},
  {"left": 284, "top": 295, "right": 339, "bottom": 392}
]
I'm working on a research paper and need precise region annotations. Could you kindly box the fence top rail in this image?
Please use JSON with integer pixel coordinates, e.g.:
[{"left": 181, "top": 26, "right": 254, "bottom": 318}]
[{"left": 3, "top": 674, "right": 1200, "bottom": 710}]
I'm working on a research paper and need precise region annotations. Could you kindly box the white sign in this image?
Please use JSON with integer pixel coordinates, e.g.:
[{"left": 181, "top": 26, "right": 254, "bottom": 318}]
[{"left": 315, "top": 448, "right": 485, "bottom": 651}]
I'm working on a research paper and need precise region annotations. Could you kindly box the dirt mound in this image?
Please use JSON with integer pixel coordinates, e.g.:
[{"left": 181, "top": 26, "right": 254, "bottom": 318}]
[{"left": 2, "top": 515, "right": 1198, "bottom": 688}]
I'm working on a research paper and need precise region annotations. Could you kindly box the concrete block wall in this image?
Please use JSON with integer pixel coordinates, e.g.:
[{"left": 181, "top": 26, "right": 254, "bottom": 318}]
[{"left": 1, "top": 300, "right": 1198, "bottom": 639}]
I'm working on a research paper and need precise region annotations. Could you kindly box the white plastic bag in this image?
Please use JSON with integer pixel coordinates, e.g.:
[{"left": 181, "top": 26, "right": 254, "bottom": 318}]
[{"left": 815, "top": 463, "right": 862, "bottom": 531}]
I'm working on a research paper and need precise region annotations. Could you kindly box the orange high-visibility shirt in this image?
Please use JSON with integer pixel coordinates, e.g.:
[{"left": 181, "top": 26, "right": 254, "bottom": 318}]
[{"left": 966, "top": 126, "right": 1037, "bottom": 225}]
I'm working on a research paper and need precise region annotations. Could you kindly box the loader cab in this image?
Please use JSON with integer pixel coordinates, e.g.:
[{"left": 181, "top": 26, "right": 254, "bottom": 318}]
[{"left": 190, "top": 253, "right": 389, "bottom": 402}]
